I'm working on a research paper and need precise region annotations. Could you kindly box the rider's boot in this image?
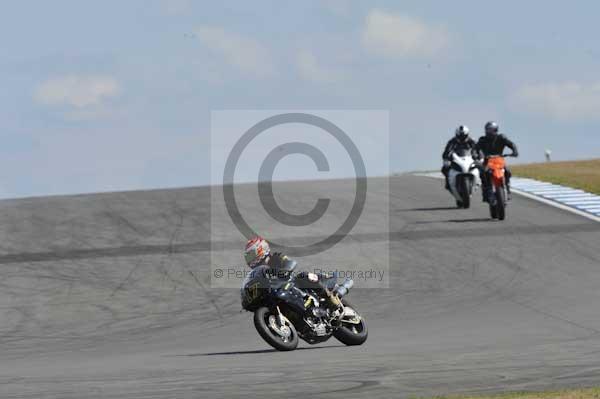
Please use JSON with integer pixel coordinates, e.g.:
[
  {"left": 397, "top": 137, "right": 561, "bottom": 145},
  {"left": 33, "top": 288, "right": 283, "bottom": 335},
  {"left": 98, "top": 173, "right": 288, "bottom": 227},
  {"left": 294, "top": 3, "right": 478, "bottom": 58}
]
[
  {"left": 482, "top": 187, "right": 490, "bottom": 203},
  {"left": 506, "top": 185, "right": 512, "bottom": 201},
  {"left": 441, "top": 166, "right": 450, "bottom": 190},
  {"left": 324, "top": 290, "right": 343, "bottom": 318},
  {"left": 327, "top": 290, "right": 341, "bottom": 308}
]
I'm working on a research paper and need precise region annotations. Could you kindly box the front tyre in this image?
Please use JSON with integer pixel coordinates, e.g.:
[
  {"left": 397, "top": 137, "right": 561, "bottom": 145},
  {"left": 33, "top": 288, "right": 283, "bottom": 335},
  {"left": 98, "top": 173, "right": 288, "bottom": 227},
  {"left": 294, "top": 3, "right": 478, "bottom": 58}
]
[
  {"left": 496, "top": 188, "right": 506, "bottom": 221},
  {"left": 254, "top": 307, "right": 298, "bottom": 351},
  {"left": 333, "top": 299, "right": 368, "bottom": 346},
  {"left": 488, "top": 187, "right": 498, "bottom": 219},
  {"left": 458, "top": 177, "right": 472, "bottom": 209}
]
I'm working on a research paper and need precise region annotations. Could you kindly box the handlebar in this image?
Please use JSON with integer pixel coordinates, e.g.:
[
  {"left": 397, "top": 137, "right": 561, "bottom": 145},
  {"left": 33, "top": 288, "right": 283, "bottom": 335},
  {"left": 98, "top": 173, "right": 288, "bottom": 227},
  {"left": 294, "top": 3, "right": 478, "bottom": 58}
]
[{"left": 487, "top": 153, "right": 516, "bottom": 159}]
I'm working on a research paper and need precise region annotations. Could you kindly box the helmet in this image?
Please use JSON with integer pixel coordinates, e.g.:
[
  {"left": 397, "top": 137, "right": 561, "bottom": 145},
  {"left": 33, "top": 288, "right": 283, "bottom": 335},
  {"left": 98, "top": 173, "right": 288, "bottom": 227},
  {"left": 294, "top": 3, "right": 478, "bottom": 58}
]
[
  {"left": 244, "top": 236, "right": 270, "bottom": 268},
  {"left": 455, "top": 125, "right": 470, "bottom": 142},
  {"left": 485, "top": 121, "right": 499, "bottom": 136}
]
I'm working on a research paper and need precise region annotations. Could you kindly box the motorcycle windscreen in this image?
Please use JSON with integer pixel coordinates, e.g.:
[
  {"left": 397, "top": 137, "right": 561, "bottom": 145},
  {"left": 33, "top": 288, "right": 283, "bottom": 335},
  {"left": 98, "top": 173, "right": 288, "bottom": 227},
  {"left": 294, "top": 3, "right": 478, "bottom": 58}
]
[{"left": 455, "top": 148, "right": 471, "bottom": 157}]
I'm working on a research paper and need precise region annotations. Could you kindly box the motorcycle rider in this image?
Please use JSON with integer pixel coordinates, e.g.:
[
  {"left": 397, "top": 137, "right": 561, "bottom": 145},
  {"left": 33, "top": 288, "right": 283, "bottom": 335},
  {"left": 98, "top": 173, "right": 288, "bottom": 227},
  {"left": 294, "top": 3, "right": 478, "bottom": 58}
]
[
  {"left": 441, "top": 125, "right": 482, "bottom": 190},
  {"left": 476, "top": 121, "right": 519, "bottom": 202},
  {"left": 242, "top": 236, "right": 342, "bottom": 314}
]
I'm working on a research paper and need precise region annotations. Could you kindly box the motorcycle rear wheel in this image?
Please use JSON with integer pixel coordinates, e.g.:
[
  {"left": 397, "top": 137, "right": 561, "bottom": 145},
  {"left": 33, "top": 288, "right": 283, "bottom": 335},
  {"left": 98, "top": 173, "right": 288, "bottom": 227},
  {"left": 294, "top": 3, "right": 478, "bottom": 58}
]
[{"left": 333, "top": 299, "right": 368, "bottom": 346}]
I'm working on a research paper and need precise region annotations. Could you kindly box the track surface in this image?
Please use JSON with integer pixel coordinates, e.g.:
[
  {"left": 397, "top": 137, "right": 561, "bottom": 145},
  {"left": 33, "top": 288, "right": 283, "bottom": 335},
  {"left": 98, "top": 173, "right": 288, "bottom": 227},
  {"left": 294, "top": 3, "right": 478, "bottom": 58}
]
[{"left": 1, "top": 175, "right": 600, "bottom": 398}]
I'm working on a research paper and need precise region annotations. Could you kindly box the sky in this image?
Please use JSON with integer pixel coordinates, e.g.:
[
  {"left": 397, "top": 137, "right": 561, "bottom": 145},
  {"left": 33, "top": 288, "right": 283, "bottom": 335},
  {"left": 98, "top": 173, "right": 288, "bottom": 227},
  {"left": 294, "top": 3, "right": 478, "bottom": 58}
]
[{"left": 1, "top": 0, "right": 600, "bottom": 198}]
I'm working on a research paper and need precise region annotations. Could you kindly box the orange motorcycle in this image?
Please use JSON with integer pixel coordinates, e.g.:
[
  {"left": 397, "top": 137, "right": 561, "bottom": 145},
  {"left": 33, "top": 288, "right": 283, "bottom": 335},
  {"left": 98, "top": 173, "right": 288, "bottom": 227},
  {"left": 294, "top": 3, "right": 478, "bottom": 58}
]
[{"left": 485, "top": 155, "right": 514, "bottom": 221}]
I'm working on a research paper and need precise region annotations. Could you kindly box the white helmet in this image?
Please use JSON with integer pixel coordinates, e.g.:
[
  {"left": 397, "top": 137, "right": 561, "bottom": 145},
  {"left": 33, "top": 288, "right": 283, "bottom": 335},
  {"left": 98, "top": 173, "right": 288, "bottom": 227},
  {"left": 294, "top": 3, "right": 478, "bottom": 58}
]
[
  {"left": 244, "top": 237, "right": 270, "bottom": 268},
  {"left": 455, "top": 125, "right": 470, "bottom": 142}
]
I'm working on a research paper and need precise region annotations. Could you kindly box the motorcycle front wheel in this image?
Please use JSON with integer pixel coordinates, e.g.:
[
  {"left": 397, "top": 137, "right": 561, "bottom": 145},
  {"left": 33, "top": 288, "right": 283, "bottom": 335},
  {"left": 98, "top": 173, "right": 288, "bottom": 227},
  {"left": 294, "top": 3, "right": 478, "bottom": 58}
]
[
  {"left": 458, "top": 177, "right": 472, "bottom": 209},
  {"left": 496, "top": 188, "right": 506, "bottom": 221},
  {"left": 254, "top": 307, "right": 299, "bottom": 351}
]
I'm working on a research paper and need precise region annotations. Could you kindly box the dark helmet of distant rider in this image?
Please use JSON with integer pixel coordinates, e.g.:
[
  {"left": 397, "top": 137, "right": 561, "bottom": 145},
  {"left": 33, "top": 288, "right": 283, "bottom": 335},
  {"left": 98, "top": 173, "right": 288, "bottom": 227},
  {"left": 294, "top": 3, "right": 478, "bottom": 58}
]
[{"left": 485, "top": 121, "right": 499, "bottom": 137}]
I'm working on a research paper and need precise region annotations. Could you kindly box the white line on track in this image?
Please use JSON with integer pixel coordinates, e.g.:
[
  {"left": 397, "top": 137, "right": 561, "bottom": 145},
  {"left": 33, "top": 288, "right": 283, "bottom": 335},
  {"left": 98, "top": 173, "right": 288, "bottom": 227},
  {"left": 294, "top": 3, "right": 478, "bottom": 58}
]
[
  {"left": 532, "top": 189, "right": 584, "bottom": 194},
  {"left": 510, "top": 177, "right": 600, "bottom": 222},
  {"left": 544, "top": 194, "right": 597, "bottom": 200},
  {"left": 413, "top": 173, "right": 600, "bottom": 223},
  {"left": 511, "top": 188, "right": 600, "bottom": 222}
]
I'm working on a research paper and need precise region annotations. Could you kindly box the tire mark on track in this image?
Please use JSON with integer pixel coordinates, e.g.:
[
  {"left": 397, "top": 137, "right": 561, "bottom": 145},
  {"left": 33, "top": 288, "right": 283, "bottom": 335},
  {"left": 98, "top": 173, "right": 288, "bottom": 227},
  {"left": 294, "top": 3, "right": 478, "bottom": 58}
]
[
  {"left": 505, "top": 296, "right": 600, "bottom": 335},
  {"left": 1, "top": 223, "right": 598, "bottom": 265},
  {"left": 170, "top": 202, "right": 224, "bottom": 323},
  {"left": 110, "top": 259, "right": 142, "bottom": 297},
  {"left": 157, "top": 204, "right": 185, "bottom": 290}
]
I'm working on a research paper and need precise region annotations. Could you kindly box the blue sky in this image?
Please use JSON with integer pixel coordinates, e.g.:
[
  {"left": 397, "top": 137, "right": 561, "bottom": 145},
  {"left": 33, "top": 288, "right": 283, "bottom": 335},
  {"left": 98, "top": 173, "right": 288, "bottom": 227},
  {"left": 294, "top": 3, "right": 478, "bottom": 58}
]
[{"left": 1, "top": 0, "right": 600, "bottom": 198}]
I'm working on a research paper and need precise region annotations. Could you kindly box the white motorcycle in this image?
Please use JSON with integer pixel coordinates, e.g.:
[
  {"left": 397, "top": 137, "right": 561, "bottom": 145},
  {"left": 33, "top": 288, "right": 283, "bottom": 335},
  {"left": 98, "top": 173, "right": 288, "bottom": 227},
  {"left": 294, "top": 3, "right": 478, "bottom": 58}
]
[{"left": 446, "top": 150, "right": 481, "bottom": 209}]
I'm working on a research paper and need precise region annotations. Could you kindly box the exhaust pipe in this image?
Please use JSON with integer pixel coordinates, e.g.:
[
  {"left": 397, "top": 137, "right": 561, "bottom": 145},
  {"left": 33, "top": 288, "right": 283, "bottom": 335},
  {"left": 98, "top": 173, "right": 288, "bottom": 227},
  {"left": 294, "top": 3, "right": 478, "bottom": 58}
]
[{"left": 334, "top": 278, "right": 354, "bottom": 297}]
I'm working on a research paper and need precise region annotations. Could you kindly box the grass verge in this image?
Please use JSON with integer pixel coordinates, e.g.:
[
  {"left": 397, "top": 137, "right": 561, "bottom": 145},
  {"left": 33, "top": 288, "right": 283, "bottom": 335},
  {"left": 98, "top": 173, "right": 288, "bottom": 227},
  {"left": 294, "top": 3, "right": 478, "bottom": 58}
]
[
  {"left": 425, "top": 387, "right": 600, "bottom": 399},
  {"left": 512, "top": 159, "right": 600, "bottom": 195}
]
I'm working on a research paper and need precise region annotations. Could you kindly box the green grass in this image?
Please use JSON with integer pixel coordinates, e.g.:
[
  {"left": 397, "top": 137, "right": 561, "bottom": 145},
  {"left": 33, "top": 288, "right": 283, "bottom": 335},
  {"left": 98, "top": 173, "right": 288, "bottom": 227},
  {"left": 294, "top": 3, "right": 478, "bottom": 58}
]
[
  {"left": 512, "top": 159, "right": 600, "bottom": 195},
  {"left": 422, "top": 387, "right": 600, "bottom": 399}
]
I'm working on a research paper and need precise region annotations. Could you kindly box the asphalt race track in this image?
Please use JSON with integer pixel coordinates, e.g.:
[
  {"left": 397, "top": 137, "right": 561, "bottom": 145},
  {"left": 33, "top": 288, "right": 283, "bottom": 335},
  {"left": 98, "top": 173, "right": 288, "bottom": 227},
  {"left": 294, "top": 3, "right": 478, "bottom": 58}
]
[{"left": 1, "top": 175, "right": 600, "bottom": 398}]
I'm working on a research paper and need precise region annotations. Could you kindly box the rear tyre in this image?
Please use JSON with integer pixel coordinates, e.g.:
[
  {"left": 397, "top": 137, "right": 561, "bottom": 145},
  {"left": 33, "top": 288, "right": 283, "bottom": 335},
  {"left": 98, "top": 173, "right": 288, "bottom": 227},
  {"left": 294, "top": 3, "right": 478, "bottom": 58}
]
[
  {"left": 496, "top": 188, "right": 506, "bottom": 221},
  {"left": 254, "top": 307, "right": 298, "bottom": 351},
  {"left": 333, "top": 299, "right": 368, "bottom": 346}
]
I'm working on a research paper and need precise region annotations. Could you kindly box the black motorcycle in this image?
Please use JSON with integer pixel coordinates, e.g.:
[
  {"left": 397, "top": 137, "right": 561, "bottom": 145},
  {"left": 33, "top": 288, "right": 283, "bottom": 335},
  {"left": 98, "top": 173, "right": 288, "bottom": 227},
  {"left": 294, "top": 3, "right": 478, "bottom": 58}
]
[{"left": 241, "top": 259, "right": 368, "bottom": 351}]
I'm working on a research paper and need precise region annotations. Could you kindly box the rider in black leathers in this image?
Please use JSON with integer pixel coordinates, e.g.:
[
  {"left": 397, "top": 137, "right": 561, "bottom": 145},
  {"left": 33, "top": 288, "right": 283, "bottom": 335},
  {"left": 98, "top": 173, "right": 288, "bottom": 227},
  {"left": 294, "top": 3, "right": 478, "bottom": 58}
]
[
  {"left": 476, "top": 121, "right": 519, "bottom": 201},
  {"left": 441, "top": 125, "right": 482, "bottom": 190},
  {"left": 241, "top": 244, "right": 341, "bottom": 314}
]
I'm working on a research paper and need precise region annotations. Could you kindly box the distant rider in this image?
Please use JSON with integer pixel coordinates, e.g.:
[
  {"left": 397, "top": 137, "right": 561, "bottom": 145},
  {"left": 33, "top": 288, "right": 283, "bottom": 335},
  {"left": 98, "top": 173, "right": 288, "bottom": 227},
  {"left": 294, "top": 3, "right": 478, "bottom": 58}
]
[
  {"left": 441, "top": 125, "right": 481, "bottom": 190},
  {"left": 476, "top": 121, "right": 519, "bottom": 201},
  {"left": 241, "top": 237, "right": 342, "bottom": 314}
]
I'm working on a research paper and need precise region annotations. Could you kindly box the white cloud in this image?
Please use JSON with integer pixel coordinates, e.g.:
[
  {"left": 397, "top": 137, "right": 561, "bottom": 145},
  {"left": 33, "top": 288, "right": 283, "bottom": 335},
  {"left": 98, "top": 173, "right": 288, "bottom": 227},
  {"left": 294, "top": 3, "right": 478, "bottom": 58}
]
[
  {"left": 194, "top": 25, "right": 274, "bottom": 77},
  {"left": 296, "top": 50, "right": 346, "bottom": 83},
  {"left": 34, "top": 75, "right": 120, "bottom": 108},
  {"left": 512, "top": 81, "right": 600, "bottom": 120},
  {"left": 362, "top": 9, "right": 448, "bottom": 58}
]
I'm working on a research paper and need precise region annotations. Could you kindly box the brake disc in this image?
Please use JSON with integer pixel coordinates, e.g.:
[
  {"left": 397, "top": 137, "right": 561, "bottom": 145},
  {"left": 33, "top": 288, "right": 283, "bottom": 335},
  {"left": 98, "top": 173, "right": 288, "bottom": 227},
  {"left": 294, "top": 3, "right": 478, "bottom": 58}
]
[{"left": 268, "top": 315, "right": 291, "bottom": 338}]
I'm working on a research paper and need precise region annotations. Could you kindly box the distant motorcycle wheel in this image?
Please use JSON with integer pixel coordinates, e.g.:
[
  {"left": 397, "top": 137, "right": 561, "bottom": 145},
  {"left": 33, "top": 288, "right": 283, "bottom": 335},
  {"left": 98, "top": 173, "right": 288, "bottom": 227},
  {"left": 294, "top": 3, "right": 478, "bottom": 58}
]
[
  {"left": 333, "top": 299, "right": 368, "bottom": 346},
  {"left": 489, "top": 201, "right": 498, "bottom": 219},
  {"left": 458, "top": 177, "right": 472, "bottom": 209},
  {"left": 254, "top": 307, "right": 298, "bottom": 351},
  {"left": 496, "top": 188, "right": 506, "bottom": 221}
]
